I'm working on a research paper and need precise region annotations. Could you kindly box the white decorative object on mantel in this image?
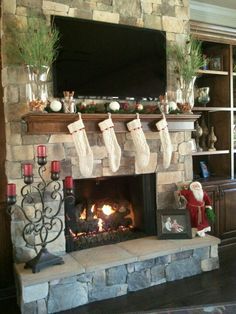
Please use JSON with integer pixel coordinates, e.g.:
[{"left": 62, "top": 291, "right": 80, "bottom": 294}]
[
  {"left": 50, "top": 99, "right": 62, "bottom": 112},
  {"left": 67, "top": 113, "right": 94, "bottom": 177},
  {"left": 109, "top": 101, "right": 120, "bottom": 111},
  {"left": 156, "top": 115, "right": 173, "bottom": 169},
  {"left": 98, "top": 113, "right": 121, "bottom": 172},
  {"left": 127, "top": 114, "right": 150, "bottom": 171}
]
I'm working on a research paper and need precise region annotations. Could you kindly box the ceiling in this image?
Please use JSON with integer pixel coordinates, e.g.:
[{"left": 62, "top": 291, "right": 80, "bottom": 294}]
[{"left": 196, "top": 0, "right": 236, "bottom": 10}]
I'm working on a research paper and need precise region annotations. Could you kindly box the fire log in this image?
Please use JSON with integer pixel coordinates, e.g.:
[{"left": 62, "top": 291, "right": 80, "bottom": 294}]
[
  {"left": 77, "top": 219, "right": 99, "bottom": 233},
  {"left": 98, "top": 208, "right": 132, "bottom": 230}
]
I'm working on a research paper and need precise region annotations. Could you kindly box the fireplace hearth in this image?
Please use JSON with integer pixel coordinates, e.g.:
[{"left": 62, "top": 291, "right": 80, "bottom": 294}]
[{"left": 65, "top": 174, "right": 157, "bottom": 252}]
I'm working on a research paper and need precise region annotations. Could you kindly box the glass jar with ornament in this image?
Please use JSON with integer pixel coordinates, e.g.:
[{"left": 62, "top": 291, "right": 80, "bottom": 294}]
[
  {"left": 26, "top": 65, "right": 50, "bottom": 112},
  {"left": 62, "top": 91, "right": 76, "bottom": 113}
]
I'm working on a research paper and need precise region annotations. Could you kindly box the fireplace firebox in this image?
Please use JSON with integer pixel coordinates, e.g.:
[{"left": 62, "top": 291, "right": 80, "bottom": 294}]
[{"left": 65, "top": 174, "right": 157, "bottom": 252}]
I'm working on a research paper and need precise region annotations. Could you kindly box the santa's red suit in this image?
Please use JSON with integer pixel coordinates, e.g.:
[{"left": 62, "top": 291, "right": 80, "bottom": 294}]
[{"left": 180, "top": 182, "right": 211, "bottom": 232}]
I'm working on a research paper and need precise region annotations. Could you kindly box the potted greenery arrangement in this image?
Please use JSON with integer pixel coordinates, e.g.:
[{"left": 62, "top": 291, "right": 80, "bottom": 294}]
[
  {"left": 168, "top": 36, "right": 207, "bottom": 112},
  {"left": 7, "top": 15, "right": 60, "bottom": 111}
]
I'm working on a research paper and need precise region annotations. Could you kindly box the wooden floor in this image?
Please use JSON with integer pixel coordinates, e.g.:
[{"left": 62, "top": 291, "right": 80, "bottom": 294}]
[{"left": 1, "top": 245, "right": 236, "bottom": 314}]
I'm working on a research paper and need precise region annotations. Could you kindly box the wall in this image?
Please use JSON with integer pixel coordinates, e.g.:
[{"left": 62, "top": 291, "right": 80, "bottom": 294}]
[{"left": 1, "top": 0, "right": 192, "bottom": 263}]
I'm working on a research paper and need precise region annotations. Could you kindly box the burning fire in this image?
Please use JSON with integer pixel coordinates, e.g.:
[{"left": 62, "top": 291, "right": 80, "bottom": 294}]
[
  {"left": 80, "top": 208, "right": 86, "bottom": 220},
  {"left": 96, "top": 205, "right": 115, "bottom": 232},
  {"left": 80, "top": 204, "right": 95, "bottom": 220},
  {"left": 73, "top": 201, "right": 134, "bottom": 238},
  {"left": 98, "top": 218, "right": 103, "bottom": 232},
  {"left": 101, "top": 204, "right": 115, "bottom": 216}
]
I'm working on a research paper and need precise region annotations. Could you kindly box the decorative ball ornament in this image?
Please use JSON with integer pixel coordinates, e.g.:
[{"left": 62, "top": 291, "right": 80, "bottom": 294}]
[
  {"left": 109, "top": 101, "right": 120, "bottom": 111},
  {"left": 50, "top": 99, "right": 62, "bottom": 112},
  {"left": 168, "top": 101, "right": 177, "bottom": 111},
  {"left": 136, "top": 103, "right": 143, "bottom": 111}
]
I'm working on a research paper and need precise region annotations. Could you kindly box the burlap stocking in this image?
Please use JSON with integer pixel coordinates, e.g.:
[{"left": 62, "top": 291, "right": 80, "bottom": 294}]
[
  {"left": 127, "top": 116, "right": 150, "bottom": 170},
  {"left": 156, "top": 116, "right": 172, "bottom": 169},
  {"left": 98, "top": 115, "right": 121, "bottom": 172},
  {"left": 67, "top": 115, "right": 93, "bottom": 177}
]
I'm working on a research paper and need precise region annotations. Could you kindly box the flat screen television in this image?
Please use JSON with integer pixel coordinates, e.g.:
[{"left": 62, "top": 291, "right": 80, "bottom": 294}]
[{"left": 52, "top": 16, "right": 167, "bottom": 100}]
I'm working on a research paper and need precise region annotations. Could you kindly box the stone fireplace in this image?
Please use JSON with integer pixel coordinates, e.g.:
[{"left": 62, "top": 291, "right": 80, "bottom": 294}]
[
  {"left": 2, "top": 0, "right": 193, "bottom": 262},
  {"left": 10, "top": 124, "right": 222, "bottom": 314},
  {"left": 8, "top": 126, "right": 195, "bottom": 263},
  {"left": 1, "top": 1, "right": 220, "bottom": 313}
]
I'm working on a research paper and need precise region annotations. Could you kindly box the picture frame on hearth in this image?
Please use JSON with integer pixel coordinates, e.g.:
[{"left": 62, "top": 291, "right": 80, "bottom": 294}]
[{"left": 157, "top": 209, "right": 192, "bottom": 239}]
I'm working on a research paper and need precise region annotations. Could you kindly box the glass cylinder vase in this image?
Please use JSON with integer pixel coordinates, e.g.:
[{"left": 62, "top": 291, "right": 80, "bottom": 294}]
[
  {"left": 176, "top": 76, "right": 196, "bottom": 113},
  {"left": 26, "top": 65, "right": 50, "bottom": 112}
]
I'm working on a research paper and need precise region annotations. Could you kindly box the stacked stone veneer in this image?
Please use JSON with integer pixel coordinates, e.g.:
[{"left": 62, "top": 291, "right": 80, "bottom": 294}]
[
  {"left": 15, "top": 236, "right": 220, "bottom": 314},
  {"left": 2, "top": 3, "right": 220, "bottom": 313},
  {"left": 2, "top": 0, "right": 191, "bottom": 263},
  {"left": 8, "top": 130, "right": 193, "bottom": 263}
]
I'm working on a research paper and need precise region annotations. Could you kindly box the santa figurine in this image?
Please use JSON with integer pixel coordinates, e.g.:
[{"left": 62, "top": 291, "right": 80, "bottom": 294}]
[{"left": 178, "top": 181, "right": 214, "bottom": 237}]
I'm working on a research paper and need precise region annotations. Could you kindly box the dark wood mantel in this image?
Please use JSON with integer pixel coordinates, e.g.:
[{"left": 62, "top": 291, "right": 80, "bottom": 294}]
[{"left": 22, "top": 113, "right": 201, "bottom": 134}]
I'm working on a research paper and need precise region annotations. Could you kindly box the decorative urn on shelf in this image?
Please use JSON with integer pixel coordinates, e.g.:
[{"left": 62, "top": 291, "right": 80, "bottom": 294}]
[
  {"left": 197, "top": 87, "right": 210, "bottom": 107},
  {"left": 208, "top": 126, "right": 217, "bottom": 151}
]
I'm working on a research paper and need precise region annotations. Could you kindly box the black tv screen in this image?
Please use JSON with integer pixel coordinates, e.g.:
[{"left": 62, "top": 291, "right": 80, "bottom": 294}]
[{"left": 52, "top": 16, "right": 166, "bottom": 100}]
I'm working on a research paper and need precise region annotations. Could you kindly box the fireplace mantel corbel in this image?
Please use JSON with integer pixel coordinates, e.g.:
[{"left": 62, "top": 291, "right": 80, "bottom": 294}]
[{"left": 22, "top": 113, "right": 201, "bottom": 134}]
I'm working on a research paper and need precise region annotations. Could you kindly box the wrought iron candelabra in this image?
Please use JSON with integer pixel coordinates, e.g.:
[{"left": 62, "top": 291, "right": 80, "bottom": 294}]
[{"left": 7, "top": 145, "right": 74, "bottom": 273}]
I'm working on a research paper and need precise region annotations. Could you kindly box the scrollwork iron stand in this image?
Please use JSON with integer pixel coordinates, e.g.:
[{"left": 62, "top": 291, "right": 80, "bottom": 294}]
[{"left": 7, "top": 156, "right": 74, "bottom": 273}]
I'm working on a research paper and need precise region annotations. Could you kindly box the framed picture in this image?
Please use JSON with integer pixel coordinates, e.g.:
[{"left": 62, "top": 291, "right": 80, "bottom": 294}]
[
  {"left": 199, "top": 160, "right": 210, "bottom": 178},
  {"left": 209, "top": 56, "right": 223, "bottom": 71},
  {"left": 157, "top": 209, "right": 192, "bottom": 239}
]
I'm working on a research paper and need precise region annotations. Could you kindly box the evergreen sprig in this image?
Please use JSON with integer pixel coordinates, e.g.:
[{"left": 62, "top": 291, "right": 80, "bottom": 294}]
[
  {"left": 7, "top": 15, "right": 60, "bottom": 72},
  {"left": 168, "top": 36, "right": 207, "bottom": 86}
]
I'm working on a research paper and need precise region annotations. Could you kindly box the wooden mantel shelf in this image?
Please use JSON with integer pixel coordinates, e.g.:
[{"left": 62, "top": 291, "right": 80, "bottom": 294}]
[{"left": 22, "top": 113, "right": 201, "bottom": 134}]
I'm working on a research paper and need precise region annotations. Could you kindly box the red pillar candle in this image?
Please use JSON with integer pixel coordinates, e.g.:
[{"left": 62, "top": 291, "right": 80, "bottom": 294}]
[
  {"left": 51, "top": 160, "right": 61, "bottom": 173},
  {"left": 37, "top": 145, "right": 46, "bottom": 157},
  {"left": 7, "top": 183, "right": 16, "bottom": 196},
  {"left": 23, "top": 164, "right": 33, "bottom": 176},
  {"left": 65, "top": 176, "right": 73, "bottom": 189}
]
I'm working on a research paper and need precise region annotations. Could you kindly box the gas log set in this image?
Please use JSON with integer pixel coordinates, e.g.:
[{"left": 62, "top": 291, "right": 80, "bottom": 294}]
[
  {"left": 65, "top": 190, "right": 143, "bottom": 251},
  {"left": 64, "top": 175, "right": 155, "bottom": 252},
  {"left": 73, "top": 199, "right": 133, "bottom": 234}
]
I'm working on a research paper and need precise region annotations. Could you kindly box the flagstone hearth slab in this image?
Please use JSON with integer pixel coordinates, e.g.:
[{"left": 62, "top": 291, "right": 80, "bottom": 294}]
[
  {"left": 117, "top": 235, "right": 220, "bottom": 261},
  {"left": 168, "top": 235, "right": 221, "bottom": 251},
  {"left": 117, "top": 236, "right": 180, "bottom": 261},
  {"left": 14, "top": 254, "right": 85, "bottom": 286},
  {"left": 71, "top": 243, "right": 137, "bottom": 272}
]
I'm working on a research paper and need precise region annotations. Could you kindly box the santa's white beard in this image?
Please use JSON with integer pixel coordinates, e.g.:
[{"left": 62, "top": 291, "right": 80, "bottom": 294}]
[{"left": 191, "top": 188, "right": 204, "bottom": 202}]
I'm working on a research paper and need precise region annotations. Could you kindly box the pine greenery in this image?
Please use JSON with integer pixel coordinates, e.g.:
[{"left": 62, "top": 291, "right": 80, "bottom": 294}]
[
  {"left": 7, "top": 15, "right": 60, "bottom": 73},
  {"left": 168, "top": 36, "right": 206, "bottom": 86}
]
